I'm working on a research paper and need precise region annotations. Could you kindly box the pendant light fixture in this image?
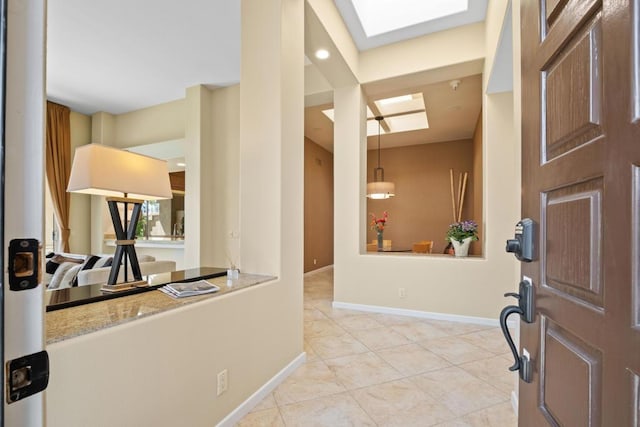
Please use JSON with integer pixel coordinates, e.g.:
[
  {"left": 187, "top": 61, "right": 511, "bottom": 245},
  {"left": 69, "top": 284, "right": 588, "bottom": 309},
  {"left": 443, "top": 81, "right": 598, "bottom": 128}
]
[{"left": 367, "top": 116, "right": 395, "bottom": 199}]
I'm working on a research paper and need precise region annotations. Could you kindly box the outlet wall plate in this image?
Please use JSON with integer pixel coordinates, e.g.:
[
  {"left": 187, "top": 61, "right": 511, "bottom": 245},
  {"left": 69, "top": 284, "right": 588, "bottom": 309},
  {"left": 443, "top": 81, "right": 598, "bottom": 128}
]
[{"left": 217, "top": 369, "right": 228, "bottom": 396}]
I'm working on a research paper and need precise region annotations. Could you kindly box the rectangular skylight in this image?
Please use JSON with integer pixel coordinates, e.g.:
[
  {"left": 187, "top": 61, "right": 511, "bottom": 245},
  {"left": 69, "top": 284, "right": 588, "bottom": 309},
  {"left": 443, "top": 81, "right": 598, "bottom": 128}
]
[
  {"left": 378, "top": 95, "right": 412, "bottom": 106},
  {"left": 323, "top": 93, "right": 429, "bottom": 135},
  {"left": 374, "top": 93, "right": 426, "bottom": 117},
  {"left": 351, "top": 0, "right": 469, "bottom": 37},
  {"left": 321, "top": 107, "right": 383, "bottom": 136},
  {"left": 386, "top": 112, "right": 429, "bottom": 133},
  {"left": 366, "top": 119, "right": 386, "bottom": 137}
]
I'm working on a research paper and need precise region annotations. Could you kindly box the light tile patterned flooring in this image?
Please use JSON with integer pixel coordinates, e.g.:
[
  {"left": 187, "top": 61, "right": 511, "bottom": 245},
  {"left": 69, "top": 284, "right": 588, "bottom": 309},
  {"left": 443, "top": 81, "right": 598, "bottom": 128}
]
[{"left": 238, "top": 268, "right": 517, "bottom": 427}]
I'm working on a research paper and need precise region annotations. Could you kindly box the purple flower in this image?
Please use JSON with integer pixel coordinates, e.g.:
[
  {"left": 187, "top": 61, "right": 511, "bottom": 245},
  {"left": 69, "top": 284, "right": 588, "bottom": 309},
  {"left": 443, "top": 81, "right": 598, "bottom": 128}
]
[{"left": 446, "top": 220, "right": 479, "bottom": 243}]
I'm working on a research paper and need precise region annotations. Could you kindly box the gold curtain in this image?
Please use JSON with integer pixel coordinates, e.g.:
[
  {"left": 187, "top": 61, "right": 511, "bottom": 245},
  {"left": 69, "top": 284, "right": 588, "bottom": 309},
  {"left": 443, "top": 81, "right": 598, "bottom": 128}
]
[{"left": 45, "top": 101, "right": 72, "bottom": 252}]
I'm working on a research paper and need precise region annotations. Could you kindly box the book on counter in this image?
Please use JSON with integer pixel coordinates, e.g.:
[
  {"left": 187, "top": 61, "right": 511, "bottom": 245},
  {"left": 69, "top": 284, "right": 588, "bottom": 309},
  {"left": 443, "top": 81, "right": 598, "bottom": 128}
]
[{"left": 160, "top": 280, "right": 220, "bottom": 298}]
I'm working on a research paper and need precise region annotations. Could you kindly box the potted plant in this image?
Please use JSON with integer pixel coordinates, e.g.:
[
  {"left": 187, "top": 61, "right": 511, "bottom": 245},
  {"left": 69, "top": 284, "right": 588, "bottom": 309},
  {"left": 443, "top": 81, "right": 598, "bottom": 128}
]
[{"left": 446, "top": 220, "right": 478, "bottom": 257}]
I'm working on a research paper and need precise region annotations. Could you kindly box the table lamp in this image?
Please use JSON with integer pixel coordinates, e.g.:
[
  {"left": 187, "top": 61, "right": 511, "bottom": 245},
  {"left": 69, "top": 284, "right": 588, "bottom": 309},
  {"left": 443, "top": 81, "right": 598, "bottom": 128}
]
[{"left": 67, "top": 143, "right": 173, "bottom": 292}]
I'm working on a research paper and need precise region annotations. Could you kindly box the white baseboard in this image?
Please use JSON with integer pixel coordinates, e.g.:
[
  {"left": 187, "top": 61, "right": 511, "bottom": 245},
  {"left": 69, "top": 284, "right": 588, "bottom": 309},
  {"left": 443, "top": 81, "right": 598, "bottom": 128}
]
[
  {"left": 332, "top": 301, "right": 514, "bottom": 327},
  {"left": 511, "top": 390, "right": 518, "bottom": 414},
  {"left": 216, "top": 352, "right": 306, "bottom": 427},
  {"left": 304, "top": 264, "right": 334, "bottom": 276}
]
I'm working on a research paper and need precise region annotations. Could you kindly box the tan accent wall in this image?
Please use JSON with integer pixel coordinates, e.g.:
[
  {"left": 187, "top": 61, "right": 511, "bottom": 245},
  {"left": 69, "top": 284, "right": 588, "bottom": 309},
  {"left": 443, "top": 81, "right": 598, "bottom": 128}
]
[
  {"left": 471, "top": 112, "right": 483, "bottom": 255},
  {"left": 366, "top": 139, "right": 475, "bottom": 253},
  {"left": 304, "top": 137, "right": 334, "bottom": 272}
]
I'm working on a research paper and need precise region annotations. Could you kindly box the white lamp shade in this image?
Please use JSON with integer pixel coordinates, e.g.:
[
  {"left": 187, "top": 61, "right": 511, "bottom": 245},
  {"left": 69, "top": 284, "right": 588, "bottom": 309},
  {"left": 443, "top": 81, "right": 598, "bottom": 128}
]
[
  {"left": 67, "top": 143, "right": 173, "bottom": 200},
  {"left": 366, "top": 181, "right": 395, "bottom": 199}
]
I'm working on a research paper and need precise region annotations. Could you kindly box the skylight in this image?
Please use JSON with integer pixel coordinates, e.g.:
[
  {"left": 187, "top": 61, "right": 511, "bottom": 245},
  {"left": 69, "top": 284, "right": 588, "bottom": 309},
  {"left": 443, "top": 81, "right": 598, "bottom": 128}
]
[
  {"left": 350, "top": 0, "right": 469, "bottom": 37},
  {"left": 322, "top": 92, "right": 429, "bottom": 136},
  {"left": 322, "top": 107, "right": 383, "bottom": 136},
  {"left": 374, "top": 93, "right": 426, "bottom": 117},
  {"left": 374, "top": 92, "right": 429, "bottom": 133},
  {"left": 386, "top": 112, "right": 429, "bottom": 133}
]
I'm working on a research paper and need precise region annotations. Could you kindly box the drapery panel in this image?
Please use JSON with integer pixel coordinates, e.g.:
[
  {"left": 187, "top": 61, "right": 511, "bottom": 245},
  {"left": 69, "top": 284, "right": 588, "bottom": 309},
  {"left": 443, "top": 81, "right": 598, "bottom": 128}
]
[{"left": 45, "top": 101, "right": 72, "bottom": 252}]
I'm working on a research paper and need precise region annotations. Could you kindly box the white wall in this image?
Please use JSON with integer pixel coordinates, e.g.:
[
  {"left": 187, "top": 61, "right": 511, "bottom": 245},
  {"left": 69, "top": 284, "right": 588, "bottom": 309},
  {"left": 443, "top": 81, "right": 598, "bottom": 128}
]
[
  {"left": 184, "top": 85, "right": 212, "bottom": 267},
  {"left": 46, "top": 1, "right": 305, "bottom": 425},
  {"left": 358, "top": 22, "right": 486, "bottom": 84},
  {"left": 330, "top": 0, "right": 520, "bottom": 320},
  {"left": 68, "top": 111, "right": 92, "bottom": 253},
  {"left": 5, "top": 0, "right": 46, "bottom": 423},
  {"left": 46, "top": 280, "right": 302, "bottom": 426},
  {"left": 113, "top": 99, "right": 185, "bottom": 148},
  {"left": 209, "top": 85, "right": 241, "bottom": 268}
]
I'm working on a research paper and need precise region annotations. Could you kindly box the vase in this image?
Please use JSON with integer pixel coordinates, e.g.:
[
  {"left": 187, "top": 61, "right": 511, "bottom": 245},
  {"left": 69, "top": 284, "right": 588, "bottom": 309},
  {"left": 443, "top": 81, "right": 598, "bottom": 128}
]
[
  {"left": 377, "top": 231, "right": 383, "bottom": 251},
  {"left": 451, "top": 237, "right": 473, "bottom": 257},
  {"left": 443, "top": 241, "right": 454, "bottom": 255}
]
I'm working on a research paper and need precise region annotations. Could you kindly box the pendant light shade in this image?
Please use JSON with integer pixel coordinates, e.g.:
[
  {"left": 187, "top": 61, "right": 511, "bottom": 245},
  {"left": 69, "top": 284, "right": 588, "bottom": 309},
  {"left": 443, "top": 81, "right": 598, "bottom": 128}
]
[
  {"left": 366, "top": 181, "right": 395, "bottom": 199},
  {"left": 366, "top": 116, "right": 395, "bottom": 199}
]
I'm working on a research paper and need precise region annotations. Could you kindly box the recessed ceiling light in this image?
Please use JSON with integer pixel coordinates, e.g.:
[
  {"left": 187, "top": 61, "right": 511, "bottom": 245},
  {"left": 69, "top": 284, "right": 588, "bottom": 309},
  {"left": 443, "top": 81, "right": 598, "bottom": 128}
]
[{"left": 315, "top": 49, "right": 330, "bottom": 60}]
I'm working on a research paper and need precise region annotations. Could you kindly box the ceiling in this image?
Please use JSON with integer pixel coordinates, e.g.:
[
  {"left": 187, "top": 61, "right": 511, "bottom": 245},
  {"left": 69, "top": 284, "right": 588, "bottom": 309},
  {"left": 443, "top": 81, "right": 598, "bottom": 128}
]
[
  {"left": 47, "top": 0, "right": 240, "bottom": 115},
  {"left": 305, "top": 73, "right": 482, "bottom": 152},
  {"left": 334, "top": 0, "right": 488, "bottom": 51},
  {"left": 47, "top": 1, "right": 485, "bottom": 152}
]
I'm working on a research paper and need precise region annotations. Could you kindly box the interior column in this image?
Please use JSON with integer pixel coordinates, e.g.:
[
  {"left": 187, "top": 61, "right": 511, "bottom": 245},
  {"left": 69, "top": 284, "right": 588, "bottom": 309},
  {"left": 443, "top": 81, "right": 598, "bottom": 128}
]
[{"left": 239, "top": 0, "right": 304, "bottom": 277}]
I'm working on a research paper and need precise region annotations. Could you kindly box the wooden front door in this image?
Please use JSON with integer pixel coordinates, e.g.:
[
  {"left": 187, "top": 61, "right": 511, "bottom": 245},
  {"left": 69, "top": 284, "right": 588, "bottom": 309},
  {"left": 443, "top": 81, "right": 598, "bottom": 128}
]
[{"left": 519, "top": 0, "right": 640, "bottom": 425}]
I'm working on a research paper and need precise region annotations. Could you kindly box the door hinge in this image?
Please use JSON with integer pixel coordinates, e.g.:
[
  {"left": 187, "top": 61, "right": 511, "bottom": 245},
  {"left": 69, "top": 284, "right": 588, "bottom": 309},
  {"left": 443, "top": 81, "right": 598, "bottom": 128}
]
[{"left": 6, "top": 350, "right": 49, "bottom": 403}]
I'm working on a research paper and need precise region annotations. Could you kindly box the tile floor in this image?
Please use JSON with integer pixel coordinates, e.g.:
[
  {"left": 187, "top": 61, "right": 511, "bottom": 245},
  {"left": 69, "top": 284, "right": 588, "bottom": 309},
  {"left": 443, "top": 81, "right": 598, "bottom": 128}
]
[{"left": 237, "top": 268, "right": 517, "bottom": 427}]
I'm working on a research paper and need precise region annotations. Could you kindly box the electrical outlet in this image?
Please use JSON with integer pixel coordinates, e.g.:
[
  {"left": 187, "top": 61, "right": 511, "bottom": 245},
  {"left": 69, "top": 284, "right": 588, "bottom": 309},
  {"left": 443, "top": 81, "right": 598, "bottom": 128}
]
[
  {"left": 217, "top": 369, "right": 228, "bottom": 396},
  {"left": 398, "top": 288, "right": 406, "bottom": 298},
  {"left": 313, "top": 258, "right": 317, "bottom": 265}
]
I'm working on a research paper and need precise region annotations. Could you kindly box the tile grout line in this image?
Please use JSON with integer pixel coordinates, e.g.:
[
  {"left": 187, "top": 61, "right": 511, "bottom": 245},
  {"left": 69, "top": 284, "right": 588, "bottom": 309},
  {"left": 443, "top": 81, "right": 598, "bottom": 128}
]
[{"left": 247, "top": 269, "right": 515, "bottom": 426}]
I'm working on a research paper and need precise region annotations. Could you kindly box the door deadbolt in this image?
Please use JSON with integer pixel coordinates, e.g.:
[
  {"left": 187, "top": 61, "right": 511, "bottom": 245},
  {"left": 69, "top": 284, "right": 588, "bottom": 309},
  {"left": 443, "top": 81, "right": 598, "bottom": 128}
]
[{"left": 506, "top": 219, "right": 535, "bottom": 262}]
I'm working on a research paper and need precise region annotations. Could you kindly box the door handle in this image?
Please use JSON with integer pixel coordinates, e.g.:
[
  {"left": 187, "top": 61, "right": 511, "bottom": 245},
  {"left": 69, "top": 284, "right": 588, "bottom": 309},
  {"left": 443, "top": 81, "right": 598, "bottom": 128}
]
[
  {"left": 500, "top": 304, "right": 523, "bottom": 371},
  {"left": 500, "top": 280, "right": 534, "bottom": 383},
  {"left": 500, "top": 304, "right": 532, "bottom": 383},
  {"left": 505, "top": 279, "right": 534, "bottom": 323}
]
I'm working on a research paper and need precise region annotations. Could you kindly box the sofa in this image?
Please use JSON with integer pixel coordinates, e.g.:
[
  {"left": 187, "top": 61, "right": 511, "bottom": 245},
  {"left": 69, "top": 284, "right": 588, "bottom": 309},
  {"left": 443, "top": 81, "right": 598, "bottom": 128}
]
[{"left": 45, "top": 252, "right": 176, "bottom": 289}]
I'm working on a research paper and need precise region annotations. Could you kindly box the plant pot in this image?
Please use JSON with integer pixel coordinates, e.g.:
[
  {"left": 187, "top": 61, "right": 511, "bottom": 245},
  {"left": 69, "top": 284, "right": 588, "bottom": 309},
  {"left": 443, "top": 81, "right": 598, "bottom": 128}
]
[{"left": 451, "top": 237, "right": 473, "bottom": 257}]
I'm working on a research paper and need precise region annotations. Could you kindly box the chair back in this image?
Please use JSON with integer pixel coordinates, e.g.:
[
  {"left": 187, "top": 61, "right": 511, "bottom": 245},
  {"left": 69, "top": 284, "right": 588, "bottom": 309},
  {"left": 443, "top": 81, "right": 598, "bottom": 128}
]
[{"left": 412, "top": 240, "right": 433, "bottom": 254}]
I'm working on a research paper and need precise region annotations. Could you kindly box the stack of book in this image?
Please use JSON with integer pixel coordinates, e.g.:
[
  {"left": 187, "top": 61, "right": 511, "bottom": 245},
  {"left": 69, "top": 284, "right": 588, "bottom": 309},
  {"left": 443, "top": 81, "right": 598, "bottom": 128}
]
[{"left": 160, "top": 280, "right": 220, "bottom": 299}]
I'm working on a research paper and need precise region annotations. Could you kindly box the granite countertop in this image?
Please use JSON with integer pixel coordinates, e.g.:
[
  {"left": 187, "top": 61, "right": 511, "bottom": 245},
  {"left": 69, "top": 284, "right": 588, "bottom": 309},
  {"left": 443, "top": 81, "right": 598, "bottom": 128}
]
[{"left": 46, "top": 273, "right": 276, "bottom": 344}]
